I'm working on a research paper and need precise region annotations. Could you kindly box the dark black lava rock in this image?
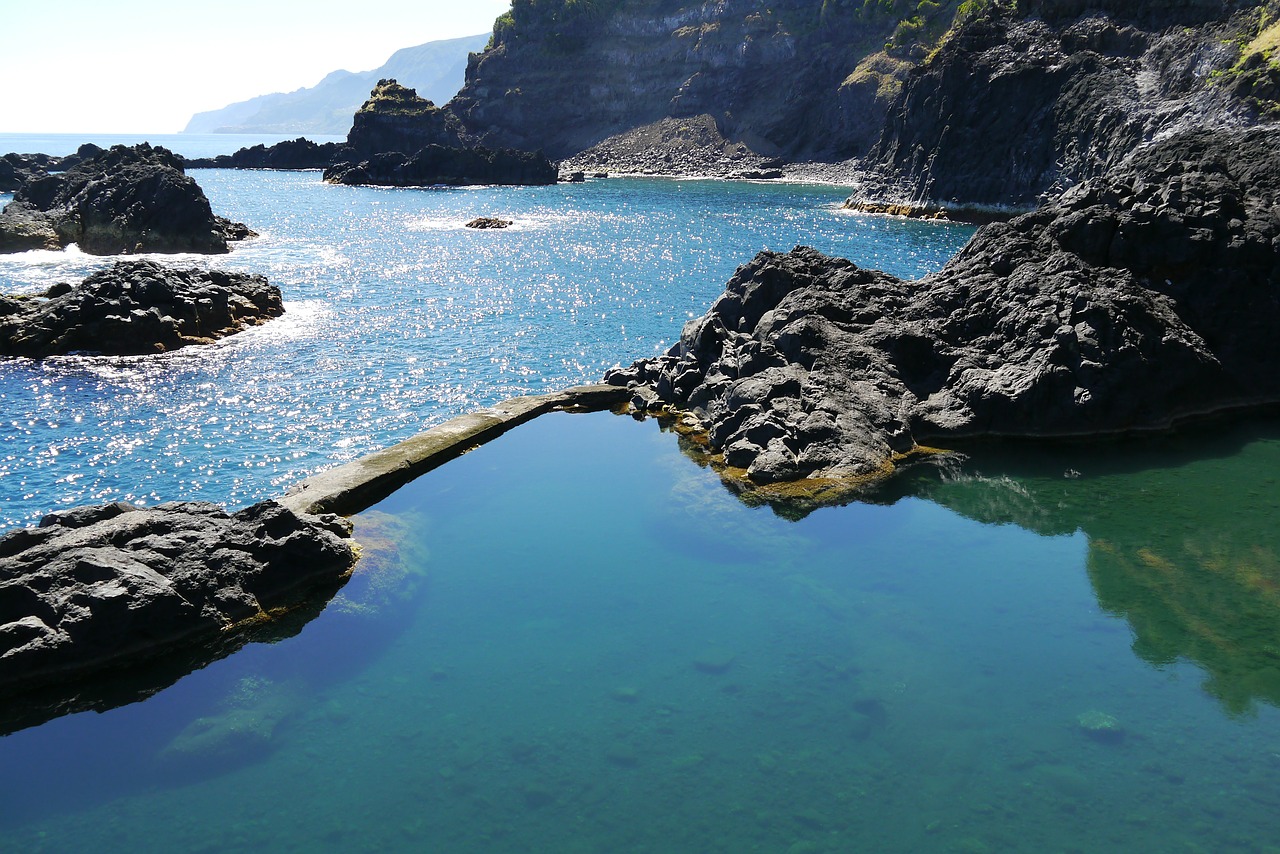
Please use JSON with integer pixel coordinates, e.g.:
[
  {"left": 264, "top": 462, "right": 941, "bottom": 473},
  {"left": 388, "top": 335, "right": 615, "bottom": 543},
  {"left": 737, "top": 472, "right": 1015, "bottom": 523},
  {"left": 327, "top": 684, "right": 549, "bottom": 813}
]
[
  {"left": 323, "top": 144, "right": 558, "bottom": 187},
  {"left": 607, "top": 126, "right": 1280, "bottom": 489},
  {"left": 0, "top": 500, "right": 356, "bottom": 705},
  {"left": 0, "top": 259, "right": 284, "bottom": 357},
  {"left": 0, "top": 152, "right": 59, "bottom": 193},
  {"left": 465, "top": 217, "right": 514, "bottom": 229},
  {"left": 188, "top": 80, "right": 558, "bottom": 188},
  {"left": 852, "top": 1, "right": 1259, "bottom": 210},
  {"left": 185, "top": 137, "right": 351, "bottom": 170},
  {"left": 345, "top": 78, "right": 465, "bottom": 156},
  {"left": 0, "top": 143, "right": 255, "bottom": 255}
]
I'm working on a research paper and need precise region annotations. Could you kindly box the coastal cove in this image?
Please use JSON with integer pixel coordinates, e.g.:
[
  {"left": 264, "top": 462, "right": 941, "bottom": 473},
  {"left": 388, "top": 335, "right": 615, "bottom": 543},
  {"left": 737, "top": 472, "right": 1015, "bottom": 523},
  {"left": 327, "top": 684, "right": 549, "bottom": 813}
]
[
  {"left": 3, "top": 133, "right": 1280, "bottom": 850},
  {"left": 0, "top": 164, "right": 972, "bottom": 529}
]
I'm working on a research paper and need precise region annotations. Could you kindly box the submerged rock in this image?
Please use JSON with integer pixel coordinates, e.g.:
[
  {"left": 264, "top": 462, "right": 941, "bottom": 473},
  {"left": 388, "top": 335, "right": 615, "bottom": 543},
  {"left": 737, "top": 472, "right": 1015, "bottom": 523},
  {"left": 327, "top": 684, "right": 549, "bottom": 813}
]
[
  {"left": 465, "top": 217, "right": 513, "bottom": 229},
  {"left": 0, "top": 259, "right": 284, "bottom": 357},
  {"left": 607, "top": 126, "right": 1280, "bottom": 497},
  {"left": 0, "top": 143, "right": 254, "bottom": 255},
  {"left": 1076, "top": 709, "right": 1125, "bottom": 743},
  {"left": 0, "top": 500, "right": 356, "bottom": 708}
]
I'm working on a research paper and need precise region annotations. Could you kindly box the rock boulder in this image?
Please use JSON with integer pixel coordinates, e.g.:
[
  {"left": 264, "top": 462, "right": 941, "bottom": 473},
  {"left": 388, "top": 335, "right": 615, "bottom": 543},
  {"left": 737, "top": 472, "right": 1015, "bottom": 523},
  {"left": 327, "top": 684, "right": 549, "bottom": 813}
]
[
  {"left": 0, "top": 260, "right": 284, "bottom": 358},
  {"left": 0, "top": 500, "right": 356, "bottom": 704}
]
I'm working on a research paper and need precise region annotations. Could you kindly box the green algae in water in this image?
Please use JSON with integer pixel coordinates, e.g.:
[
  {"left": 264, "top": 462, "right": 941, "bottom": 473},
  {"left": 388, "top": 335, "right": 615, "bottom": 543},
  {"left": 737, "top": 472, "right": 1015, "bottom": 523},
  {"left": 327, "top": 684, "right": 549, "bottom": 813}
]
[{"left": 2, "top": 413, "right": 1280, "bottom": 852}]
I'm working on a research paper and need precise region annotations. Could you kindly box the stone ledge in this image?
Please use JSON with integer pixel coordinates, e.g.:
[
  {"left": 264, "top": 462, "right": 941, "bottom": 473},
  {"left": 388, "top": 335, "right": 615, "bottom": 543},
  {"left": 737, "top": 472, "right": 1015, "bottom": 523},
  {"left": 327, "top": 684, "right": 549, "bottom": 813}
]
[{"left": 280, "top": 384, "right": 629, "bottom": 516}]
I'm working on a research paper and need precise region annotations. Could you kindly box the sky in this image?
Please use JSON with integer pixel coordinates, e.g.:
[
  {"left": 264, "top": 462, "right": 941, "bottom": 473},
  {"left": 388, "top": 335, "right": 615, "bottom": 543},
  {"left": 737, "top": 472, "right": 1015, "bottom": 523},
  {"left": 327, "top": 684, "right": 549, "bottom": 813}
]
[{"left": 0, "top": 0, "right": 512, "bottom": 133}]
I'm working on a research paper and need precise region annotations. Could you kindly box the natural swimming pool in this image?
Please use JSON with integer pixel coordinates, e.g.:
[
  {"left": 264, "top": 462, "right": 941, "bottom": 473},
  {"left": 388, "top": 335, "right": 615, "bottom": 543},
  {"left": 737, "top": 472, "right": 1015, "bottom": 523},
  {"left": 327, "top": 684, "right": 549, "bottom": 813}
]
[
  {"left": 2, "top": 154, "right": 1279, "bottom": 851},
  {"left": 2, "top": 410, "right": 1279, "bottom": 852}
]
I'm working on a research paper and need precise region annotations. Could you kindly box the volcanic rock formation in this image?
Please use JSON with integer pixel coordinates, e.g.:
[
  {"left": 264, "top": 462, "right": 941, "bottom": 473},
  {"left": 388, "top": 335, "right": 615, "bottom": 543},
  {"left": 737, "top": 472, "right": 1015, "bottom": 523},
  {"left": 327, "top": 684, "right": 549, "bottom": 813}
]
[
  {"left": 0, "top": 144, "right": 254, "bottom": 254},
  {"left": 0, "top": 500, "right": 356, "bottom": 708},
  {"left": 606, "top": 126, "right": 1280, "bottom": 491},
  {"left": 0, "top": 260, "right": 284, "bottom": 358},
  {"left": 849, "top": 0, "right": 1275, "bottom": 211}
]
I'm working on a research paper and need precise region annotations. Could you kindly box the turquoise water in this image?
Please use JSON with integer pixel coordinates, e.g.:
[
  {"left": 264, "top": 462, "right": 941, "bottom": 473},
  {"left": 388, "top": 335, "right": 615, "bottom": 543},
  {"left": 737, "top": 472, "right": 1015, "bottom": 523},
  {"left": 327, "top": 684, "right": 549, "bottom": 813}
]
[
  {"left": 0, "top": 169, "right": 972, "bottom": 528},
  {"left": 2, "top": 411, "right": 1279, "bottom": 852}
]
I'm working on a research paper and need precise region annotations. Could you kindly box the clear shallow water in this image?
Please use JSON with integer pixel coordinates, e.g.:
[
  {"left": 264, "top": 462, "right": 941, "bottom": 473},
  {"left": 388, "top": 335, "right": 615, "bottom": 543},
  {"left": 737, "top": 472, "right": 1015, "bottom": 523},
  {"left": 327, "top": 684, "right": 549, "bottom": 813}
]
[
  {"left": 0, "top": 170, "right": 973, "bottom": 527},
  {"left": 1, "top": 412, "right": 1279, "bottom": 852}
]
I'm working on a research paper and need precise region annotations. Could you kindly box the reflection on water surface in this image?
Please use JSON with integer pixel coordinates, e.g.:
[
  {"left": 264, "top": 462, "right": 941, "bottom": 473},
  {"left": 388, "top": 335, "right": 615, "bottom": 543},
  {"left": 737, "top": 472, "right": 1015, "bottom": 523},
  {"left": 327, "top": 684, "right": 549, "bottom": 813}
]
[{"left": 908, "top": 418, "right": 1280, "bottom": 717}]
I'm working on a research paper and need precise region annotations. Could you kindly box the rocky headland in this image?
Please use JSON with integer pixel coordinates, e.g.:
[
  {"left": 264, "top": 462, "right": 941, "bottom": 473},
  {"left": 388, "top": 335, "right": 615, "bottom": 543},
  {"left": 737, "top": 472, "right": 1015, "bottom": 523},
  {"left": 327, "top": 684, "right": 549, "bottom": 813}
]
[
  {"left": 0, "top": 500, "right": 355, "bottom": 733},
  {"left": 188, "top": 80, "right": 558, "bottom": 187},
  {"left": 606, "top": 125, "right": 1280, "bottom": 502},
  {"left": 0, "top": 143, "right": 254, "bottom": 255},
  {"left": 0, "top": 260, "right": 284, "bottom": 358}
]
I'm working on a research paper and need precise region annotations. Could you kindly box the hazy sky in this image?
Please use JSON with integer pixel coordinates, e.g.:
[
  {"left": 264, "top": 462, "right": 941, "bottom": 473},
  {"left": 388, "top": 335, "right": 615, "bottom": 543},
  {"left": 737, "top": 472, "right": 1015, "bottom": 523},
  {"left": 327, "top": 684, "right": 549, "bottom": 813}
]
[{"left": 0, "top": 0, "right": 512, "bottom": 133}]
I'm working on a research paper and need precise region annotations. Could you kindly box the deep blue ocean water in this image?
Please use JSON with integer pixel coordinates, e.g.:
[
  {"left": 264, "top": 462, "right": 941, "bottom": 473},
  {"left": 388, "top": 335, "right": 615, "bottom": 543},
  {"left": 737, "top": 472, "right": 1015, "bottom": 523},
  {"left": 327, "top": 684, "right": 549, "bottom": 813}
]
[{"left": 3, "top": 134, "right": 1280, "bottom": 852}]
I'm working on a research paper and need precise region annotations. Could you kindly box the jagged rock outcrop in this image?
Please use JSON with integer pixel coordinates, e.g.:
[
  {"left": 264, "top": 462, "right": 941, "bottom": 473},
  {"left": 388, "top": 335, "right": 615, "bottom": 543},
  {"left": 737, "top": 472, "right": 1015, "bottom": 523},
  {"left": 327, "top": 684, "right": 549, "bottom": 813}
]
[
  {"left": 607, "top": 126, "right": 1280, "bottom": 492},
  {"left": 192, "top": 80, "right": 558, "bottom": 187},
  {"left": 323, "top": 79, "right": 556, "bottom": 186},
  {"left": 0, "top": 144, "right": 254, "bottom": 255},
  {"left": 0, "top": 260, "right": 283, "bottom": 357},
  {"left": 850, "top": 0, "right": 1273, "bottom": 211},
  {"left": 346, "top": 78, "right": 466, "bottom": 154},
  {"left": 1, "top": 153, "right": 56, "bottom": 193},
  {"left": 0, "top": 500, "right": 356, "bottom": 707}
]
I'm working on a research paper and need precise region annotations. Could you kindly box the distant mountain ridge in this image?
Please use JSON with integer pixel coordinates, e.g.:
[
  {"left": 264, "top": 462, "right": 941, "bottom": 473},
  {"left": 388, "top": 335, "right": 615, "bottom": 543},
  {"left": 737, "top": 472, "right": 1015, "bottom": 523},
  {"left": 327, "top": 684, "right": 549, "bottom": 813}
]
[{"left": 183, "top": 33, "right": 490, "bottom": 135}]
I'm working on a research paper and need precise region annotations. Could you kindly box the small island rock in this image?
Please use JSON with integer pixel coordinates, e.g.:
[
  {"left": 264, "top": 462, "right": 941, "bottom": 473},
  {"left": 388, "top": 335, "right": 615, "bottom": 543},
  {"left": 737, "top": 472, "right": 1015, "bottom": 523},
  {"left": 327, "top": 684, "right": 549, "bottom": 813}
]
[{"left": 465, "top": 217, "right": 513, "bottom": 229}]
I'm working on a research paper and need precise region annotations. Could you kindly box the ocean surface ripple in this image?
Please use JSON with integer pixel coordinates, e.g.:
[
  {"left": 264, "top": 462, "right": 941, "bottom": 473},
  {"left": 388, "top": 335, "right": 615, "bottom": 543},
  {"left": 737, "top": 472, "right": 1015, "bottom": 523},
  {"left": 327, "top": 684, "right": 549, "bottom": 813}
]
[{"left": 0, "top": 172, "right": 973, "bottom": 527}]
